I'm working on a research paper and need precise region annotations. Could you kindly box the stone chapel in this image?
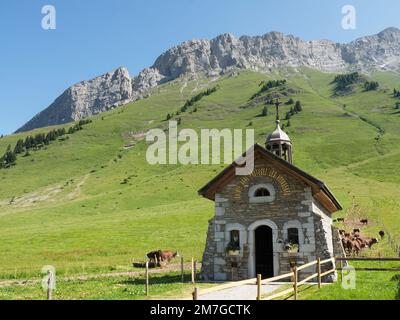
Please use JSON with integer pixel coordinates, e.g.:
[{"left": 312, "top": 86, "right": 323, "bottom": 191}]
[{"left": 199, "top": 104, "right": 344, "bottom": 282}]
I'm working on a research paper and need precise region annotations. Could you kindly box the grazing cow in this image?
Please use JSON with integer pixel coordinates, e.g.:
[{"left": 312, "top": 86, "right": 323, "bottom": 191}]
[
  {"left": 379, "top": 230, "right": 385, "bottom": 239},
  {"left": 147, "top": 250, "right": 179, "bottom": 266},
  {"left": 337, "top": 218, "right": 345, "bottom": 222},
  {"left": 158, "top": 250, "right": 179, "bottom": 262},
  {"left": 365, "top": 238, "right": 379, "bottom": 249},
  {"left": 360, "top": 219, "right": 368, "bottom": 225},
  {"left": 341, "top": 237, "right": 350, "bottom": 253},
  {"left": 354, "top": 237, "right": 367, "bottom": 249},
  {"left": 351, "top": 240, "right": 362, "bottom": 256},
  {"left": 147, "top": 250, "right": 162, "bottom": 265},
  {"left": 342, "top": 237, "right": 355, "bottom": 255},
  {"left": 351, "top": 229, "right": 361, "bottom": 239}
]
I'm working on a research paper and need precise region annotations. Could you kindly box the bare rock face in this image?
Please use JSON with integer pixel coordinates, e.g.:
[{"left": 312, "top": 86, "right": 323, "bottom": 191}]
[
  {"left": 17, "top": 28, "right": 400, "bottom": 132},
  {"left": 16, "top": 67, "right": 133, "bottom": 132},
  {"left": 341, "top": 27, "right": 400, "bottom": 71}
]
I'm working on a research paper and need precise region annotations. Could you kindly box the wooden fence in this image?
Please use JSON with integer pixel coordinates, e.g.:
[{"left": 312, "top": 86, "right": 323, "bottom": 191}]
[
  {"left": 142, "top": 256, "right": 198, "bottom": 297},
  {"left": 192, "top": 257, "right": 335, "bottom": 300}
]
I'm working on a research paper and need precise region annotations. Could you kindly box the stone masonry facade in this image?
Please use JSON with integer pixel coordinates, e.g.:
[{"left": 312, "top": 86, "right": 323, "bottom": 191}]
[{"left": 201, "top": 155, "right": 337, "bottom": 282}]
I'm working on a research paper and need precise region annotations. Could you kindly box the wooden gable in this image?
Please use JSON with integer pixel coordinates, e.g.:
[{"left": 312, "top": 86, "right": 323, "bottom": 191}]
[{"left": 198, "top": 144, "right": 342, "bottom": 214}]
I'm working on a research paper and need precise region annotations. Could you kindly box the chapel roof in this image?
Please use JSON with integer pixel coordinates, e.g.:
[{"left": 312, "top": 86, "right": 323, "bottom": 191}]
[{"left": 198, "top": 143, "right": 342, "bottom": 213}]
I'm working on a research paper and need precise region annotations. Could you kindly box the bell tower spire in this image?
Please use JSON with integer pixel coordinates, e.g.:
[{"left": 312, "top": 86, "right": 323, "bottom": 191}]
[{"left": 266, "top": 100, "right": 293, "bottom": 163}]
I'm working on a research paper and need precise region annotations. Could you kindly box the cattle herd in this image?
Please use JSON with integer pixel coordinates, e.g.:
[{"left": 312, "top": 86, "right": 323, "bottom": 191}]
[
  {"left": 339, "top": 228, "right": 383, "bottom": 256},
  {"left": 146, "top": 250, "right": 179, "bottom": 266}
]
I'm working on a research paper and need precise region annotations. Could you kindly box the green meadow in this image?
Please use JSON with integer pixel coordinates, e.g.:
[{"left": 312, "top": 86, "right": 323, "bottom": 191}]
[{"left": 0, "top": 68, "right": 400, "bottom": 299}]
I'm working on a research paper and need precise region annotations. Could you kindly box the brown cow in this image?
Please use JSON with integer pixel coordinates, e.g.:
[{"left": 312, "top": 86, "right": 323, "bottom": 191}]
[
  {"left": 351, "top": 240, "right": 362, "bottom": 256},
  {"left": 158, "top": 250, "right": 179, "bottom": 262},
  {"left": 365, "top": 238, "right": 379, "bottom": 249},
  {"left": 360, "top": 219, "right": 368, "bottom": 225},
  {"left": 342, "top": 237, "right": 354, "bottom": 255}
]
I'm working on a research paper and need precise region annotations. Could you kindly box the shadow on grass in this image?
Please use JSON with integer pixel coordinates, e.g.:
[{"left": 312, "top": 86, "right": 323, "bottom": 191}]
[
  {"left": 390, "top": 274, "right": 400, "bottom": 300},
  {"left": 119, "top": 273, "right": 198, "bottom": 286},
  {"left": 282, "top": 284, "right": 315, "bottom": 300}
]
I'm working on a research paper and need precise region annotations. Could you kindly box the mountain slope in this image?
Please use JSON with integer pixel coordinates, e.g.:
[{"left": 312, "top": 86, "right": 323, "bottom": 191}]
[
  {"left": 1, "top": 69, "right": 400, "bottom": 277},
  {"left": 16, "top": 28, "right": 400, "bottom": 132},
  {"left": 16, "top": 67, "right": 133, "bottom": 132}
]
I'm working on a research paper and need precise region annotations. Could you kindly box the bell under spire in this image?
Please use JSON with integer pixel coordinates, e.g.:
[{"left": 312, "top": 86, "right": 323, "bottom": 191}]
[{"left": 266, "top": 100, "right": 293, "bottom": 163}]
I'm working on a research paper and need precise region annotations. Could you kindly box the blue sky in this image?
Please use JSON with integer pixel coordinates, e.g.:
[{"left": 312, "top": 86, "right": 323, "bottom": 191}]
[{"left": 1, "top": 0, "right": 399, "bottom": 135}]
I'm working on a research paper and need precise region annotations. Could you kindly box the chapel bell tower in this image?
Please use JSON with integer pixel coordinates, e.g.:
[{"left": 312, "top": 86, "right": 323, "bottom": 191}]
[{"left": 266, "top": 100, "right": 293, "bottom": 164}]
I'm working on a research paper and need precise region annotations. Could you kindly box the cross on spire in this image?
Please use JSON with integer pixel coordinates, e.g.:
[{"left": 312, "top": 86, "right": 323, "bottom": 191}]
[{"left": 275, "top": 99, "right": 281, "bottom": 122}]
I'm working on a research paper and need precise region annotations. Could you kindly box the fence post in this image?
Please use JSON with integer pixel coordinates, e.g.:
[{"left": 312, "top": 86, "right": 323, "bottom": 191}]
[
  {"left": 191, "top": 258, "right": 195, "bottom": 284},
  {"left": 181, "top": 256, "right": 184, "bottom": 283},
  {"left": 47, "top": 270, "right": 53, "bottom": 300},
  {"left": 256, "top": 274, "right": 262, "bottom": 300},
  {"left": 194, "top": 260, "right": 197, "bottom": 282},
  {"left": 192, "top": 287, "right": 198, "bottom": 300},
  {"left": 317, "top": 258, "right": 321, "bottom": 289},
  {"left": 145, "top": 261, "right": 149, "bottom": 296},
  {"left": 339, "top": 259, "right": 343, "bottom": 280},
  {"left": 293, "top": 266, "right": 298, "bottom": 301}
]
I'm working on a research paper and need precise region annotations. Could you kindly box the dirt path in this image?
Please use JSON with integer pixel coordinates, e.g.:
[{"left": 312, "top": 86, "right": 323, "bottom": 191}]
[
  {"left": 0, "top": 263, "right": 192, "bottom": 287},
  {"left": 198, "top": 283, "right": 283, "bottom": 300},
  {"left": 67, "top": 174, "right": 90, "bottom": 200}
]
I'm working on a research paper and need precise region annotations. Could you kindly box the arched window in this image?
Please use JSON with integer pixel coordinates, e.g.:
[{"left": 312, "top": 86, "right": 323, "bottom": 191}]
[
  {"left": 255, "top": 188, "right": 270, "bottom": 197},
  {"left": 248, "top": 184, "right": 275, "bottom": 203},
  {"left": 287, "top": 228, "right": 299, "bottom": 245}
]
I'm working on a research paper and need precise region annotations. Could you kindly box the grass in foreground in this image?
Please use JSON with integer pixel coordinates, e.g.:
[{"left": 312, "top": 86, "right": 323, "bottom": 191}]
[
  {"left": 296, "top": 273, "right": 399, "bottom": 300},
  {"left": 276, "top": 262, "right": 400, "bottom": 300},
  {"left": 0, "top": 271, "right": 212, "bottom": 300}
]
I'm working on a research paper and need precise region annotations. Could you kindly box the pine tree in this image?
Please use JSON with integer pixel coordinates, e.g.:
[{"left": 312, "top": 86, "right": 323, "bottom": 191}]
[
  {"left": 1, "top": 147, "right": 17, "bottom": 168},
  {"left": 24, "top": 136, "right": 33, "bottom": 149},
  {"left": 5, "top": 150, "right": 16, "bottom": 165},
  {"left": 14, "top": 139, "right": 24, "bottom": 154},
  {"left": 58, "top": 128, "right": 66, "bottom": 136},
  {"left": 262, "top": 106, "right": 268, "bottom": 117},
  {"left": 294, "top": 101, "right": 302, "bottom": 112}
]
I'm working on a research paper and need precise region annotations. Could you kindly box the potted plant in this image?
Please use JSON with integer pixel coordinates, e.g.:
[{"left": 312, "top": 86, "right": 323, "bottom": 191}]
[
  {"left": 284, "top": 241, "right": 299, "bottom": 254},
  {"left": 226, "top": 241, "right": 240, "bottom": 256}
]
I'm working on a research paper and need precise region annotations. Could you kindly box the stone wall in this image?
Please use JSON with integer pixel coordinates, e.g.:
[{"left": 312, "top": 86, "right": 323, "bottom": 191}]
[{"left": 332, "top": 226, "right": 346, "bottom": 259}]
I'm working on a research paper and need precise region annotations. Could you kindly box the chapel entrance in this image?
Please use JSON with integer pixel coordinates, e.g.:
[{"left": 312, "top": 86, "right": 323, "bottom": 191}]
[{"left": 255, "top": 225, "right": 274, "bottom": 278}]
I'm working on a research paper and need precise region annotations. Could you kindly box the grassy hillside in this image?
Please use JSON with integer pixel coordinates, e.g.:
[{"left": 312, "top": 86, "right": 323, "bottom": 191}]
[{"left": 0, "top": 68, "right": 399, "bottom": 280}]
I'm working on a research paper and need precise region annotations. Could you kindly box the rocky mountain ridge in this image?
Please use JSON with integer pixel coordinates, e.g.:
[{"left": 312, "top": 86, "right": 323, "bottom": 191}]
[{"left": 16, "top": 27, "right": 400, "bottom": 132}]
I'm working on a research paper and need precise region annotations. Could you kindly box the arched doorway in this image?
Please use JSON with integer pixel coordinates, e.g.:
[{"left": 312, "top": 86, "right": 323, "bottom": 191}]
[{"left": 255, "top": 225, "right": 274, "bottom": 278}]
